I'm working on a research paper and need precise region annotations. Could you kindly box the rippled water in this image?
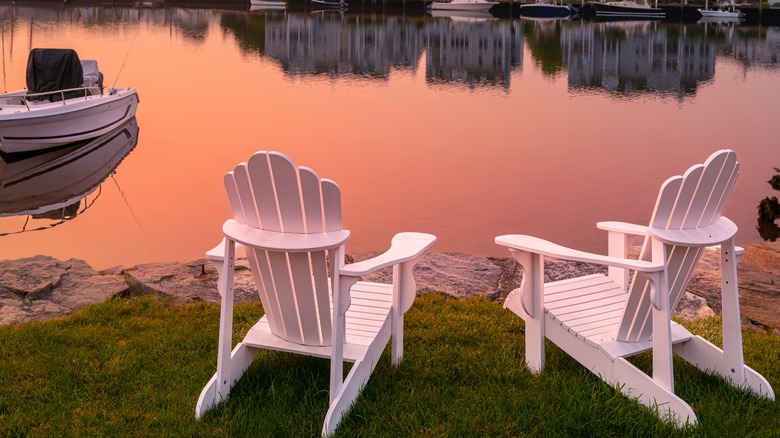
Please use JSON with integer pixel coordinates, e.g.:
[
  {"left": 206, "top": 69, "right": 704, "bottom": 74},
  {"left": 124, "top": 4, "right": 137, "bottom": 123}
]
[{"left": 0, "top": 4, "right": 778, "bottom": 269}]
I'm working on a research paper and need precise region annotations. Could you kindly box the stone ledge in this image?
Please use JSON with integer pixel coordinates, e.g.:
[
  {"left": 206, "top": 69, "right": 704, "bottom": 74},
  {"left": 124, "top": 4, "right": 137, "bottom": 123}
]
[{"left": 1, "top": 242, "right": 778, "bottom": 330}]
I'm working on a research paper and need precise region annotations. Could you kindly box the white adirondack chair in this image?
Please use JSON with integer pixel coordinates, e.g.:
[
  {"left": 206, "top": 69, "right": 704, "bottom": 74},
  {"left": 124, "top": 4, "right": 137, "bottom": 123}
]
[
  {"left": 195, "top": 151, "right": 436, "bottom": 436},
  {"left": 496, "top": 150, "right": 774, "bottom": 426}
]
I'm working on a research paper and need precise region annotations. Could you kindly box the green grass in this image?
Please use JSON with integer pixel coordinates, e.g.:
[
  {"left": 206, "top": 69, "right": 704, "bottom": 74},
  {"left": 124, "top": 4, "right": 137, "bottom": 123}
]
[{"left": 1, "top": 295, "right": 778, "bottom": 437}]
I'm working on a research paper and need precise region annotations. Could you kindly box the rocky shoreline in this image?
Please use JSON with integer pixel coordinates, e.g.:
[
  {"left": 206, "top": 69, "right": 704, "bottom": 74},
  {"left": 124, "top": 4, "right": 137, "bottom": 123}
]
[{"left": 1, "top": 242, "right": 779, "bottom": 332}]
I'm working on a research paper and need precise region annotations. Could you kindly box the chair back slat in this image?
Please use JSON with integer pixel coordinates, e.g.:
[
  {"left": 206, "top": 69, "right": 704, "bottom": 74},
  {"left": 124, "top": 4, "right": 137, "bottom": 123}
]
[
  {"left": 647, "top": 177, "right": 683, "bottom": 230},
  {"left": 288, "top": 252, "right": 325, "bottom": 344},
  {"left": 269, "top": 152, "right": 305, "bottom": 233},
  {"left": 233, "top": 164, "right": 262, "bottom": 228},
  {"left": 247, "top": 152, "right": 282, "bottom": 232},
  {"left": 665, "top": 165, "right": 704, "bottom": 230},
  {"left": 224, "top": 172, "right": 246, "bottom": 224},
  {"left": 300, "top": 167, "right": 325, "bottom": 233},
  {"left": 246, "top": 250, "right": 284, "bottom": 336},
  {"left": 322, "top": 179, "right": 342, "bottom": 232},
  {"left": 617, "top": 150, "right": 738, "bottom": 343},
  {"left": 709, "top": 160, "right": 740, "bottom": 226},
  {"left": 685, "top": 151, "right": 728, "bottom": 228},
  {"left": 225, "top": 151, "right": 341, "bottom": 347},
  {"left": 310, "top": 250, "right": 333, "bottom": 342}
]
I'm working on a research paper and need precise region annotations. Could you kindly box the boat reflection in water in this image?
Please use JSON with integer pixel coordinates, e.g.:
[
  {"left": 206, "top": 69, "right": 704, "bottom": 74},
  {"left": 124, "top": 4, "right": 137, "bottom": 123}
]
[{"left": 0, "top": 118, "right": 139, "bottom": 236}]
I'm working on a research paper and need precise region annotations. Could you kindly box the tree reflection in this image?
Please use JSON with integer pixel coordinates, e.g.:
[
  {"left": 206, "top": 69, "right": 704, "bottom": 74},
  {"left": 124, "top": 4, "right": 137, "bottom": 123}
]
[{"left": 757, "top": 167, "right": 780, "bottom": 242}]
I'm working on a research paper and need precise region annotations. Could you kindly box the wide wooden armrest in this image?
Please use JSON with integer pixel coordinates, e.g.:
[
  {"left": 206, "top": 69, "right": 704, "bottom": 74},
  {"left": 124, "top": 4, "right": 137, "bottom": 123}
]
[
  {"left": 596, "top": 221, "right": 648, "bottom": 236},
  {"left": 340, "top": 232, "right": 437, "bottom": 277},
  {"left": 648, "top": 217, "right": 737, "bottom": 247},
  {"left": 495, "top": 234, "right": 664, "bottom": 272},
  {"left": 222, "top": 219, "right": 351, "bottom": 252}
]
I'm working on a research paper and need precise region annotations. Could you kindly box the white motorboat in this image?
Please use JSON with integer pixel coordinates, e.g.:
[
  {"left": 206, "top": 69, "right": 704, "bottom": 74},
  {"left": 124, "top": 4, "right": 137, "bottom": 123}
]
[
  {"left": 429, "top": 0, "right": 499, "bottom": 12},
  {"left": 0, "top": 49, "right": 139, "bottom": 154},
  {"left": 0, "top": 118, "right": 139, "bottom": 232},
  {"left": 698, "top": 0, "right": 743, "bottom": 19},
  {"left": 590, "top": 0, "right": 664, "bottom": 17}
]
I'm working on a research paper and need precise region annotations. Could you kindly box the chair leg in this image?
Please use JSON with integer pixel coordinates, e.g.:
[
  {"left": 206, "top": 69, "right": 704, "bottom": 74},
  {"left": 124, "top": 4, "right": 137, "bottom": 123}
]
[
  {"left": 391, "top": 263, "right": 404, "bottom": 366},
  {"left": 216, "top": 239, "right": 237, "bottom": 402},
  {"left": 612, "top": 358, "right": 697, "bottom": 427},
  {"left": 720, "top": 239, "right": 746, "bottom": 385},
  {"left": 674, "top": 336, "right": 775, "bottom": 399},
  {"left": 510, "top": 251, "right": 545, "bottom": 373},
  {"left": 322, "top": 316, "right": 392, "bottom": 436}
]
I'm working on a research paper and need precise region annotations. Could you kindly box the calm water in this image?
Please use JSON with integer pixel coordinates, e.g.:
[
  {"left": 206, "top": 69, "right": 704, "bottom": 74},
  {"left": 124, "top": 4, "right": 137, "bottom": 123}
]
[{"left": 0, "top": 4, "right": 779, "bottom": 269}]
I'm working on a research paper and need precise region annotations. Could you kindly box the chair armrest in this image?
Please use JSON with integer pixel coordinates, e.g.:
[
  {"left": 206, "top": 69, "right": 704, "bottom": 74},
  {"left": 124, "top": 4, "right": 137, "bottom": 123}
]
[
  {"left": 596, "top": 221, "right": 648, "bottom": 236},
  {"left": 495, "top": 234, "right": 664, "bottom": 272},
  {"left": 222, "top": 219, "right": 351, "bottom": 252},
  {"left": 340, "top": 232, "right": 437, "bottom": 277}
]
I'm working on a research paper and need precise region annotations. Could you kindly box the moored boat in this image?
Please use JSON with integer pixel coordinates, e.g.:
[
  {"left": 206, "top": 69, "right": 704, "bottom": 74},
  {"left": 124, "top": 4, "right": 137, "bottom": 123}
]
[
  {"left": 311, "top": 0, "right": 348, "bottom": 8},
  {"left": 698, "top": 0, "right": 743, "bottom": 19},
  {"left": 520, "top": 0, "right": 574, "bottom": 17},
  {"left": 429, "top": 0, "right": 498, "bottom": 11},
  {"left": 589, "top": 0, "right": 664, "bottom": 17},
  {"left": 0, "top": 48, "right": 139, "bottom": 154}
]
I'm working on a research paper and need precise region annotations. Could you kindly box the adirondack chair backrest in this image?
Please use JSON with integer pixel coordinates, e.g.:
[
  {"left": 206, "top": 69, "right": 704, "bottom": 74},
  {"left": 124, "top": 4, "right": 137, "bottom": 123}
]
[
  {"left": 616, "top": 150, "right": 740, "bottom": 342},
  {"left": 223, "top": 151, "right": 343, "bottom": 347}
]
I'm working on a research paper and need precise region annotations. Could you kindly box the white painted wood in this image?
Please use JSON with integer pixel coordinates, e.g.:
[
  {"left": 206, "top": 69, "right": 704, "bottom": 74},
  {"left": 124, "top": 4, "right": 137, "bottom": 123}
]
[
  {"left": 196, "top": 151, "right": 436, "bottom": 436},
  {"left": 495, "top": 235, "right": 664, "bottom": 272},
  {"left": 223, "top": 219, "right": 350, "bottom": 252},
  {"left": 648, "top": 217, "right": 738, "bottom": 246},
  {"left": 496, "top": 150, "right": 774, "bottom": 428}
]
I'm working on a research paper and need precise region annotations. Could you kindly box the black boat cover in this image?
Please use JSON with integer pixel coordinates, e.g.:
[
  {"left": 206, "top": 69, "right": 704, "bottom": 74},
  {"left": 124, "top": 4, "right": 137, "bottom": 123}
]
[{"left": 25, "top": 48, "right": 84, "bottom": 94}]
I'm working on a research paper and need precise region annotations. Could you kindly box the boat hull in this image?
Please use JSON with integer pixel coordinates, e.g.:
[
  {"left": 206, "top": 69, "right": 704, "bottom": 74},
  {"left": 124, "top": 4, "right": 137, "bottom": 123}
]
[
  {"left": 698, "top": 8, "right": 741, "bottom": 18},
  {"left": 590, "top": 2, "right": 664, "bottom": 17},
  {"left": 429, "top": 1, "right": 498, "bottom": 11},
  {"left": 520, "top": 4, "right": 573, "bottom": 17},
  {"left": 0, "top": 87, "right": 139, "bottom": 154}
]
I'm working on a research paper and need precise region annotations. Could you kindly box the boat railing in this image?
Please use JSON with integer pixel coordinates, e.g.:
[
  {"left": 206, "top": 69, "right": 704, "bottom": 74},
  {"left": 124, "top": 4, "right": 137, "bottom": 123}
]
[{"left": 21, "top": 86, "right": 103, "bottom": 110}]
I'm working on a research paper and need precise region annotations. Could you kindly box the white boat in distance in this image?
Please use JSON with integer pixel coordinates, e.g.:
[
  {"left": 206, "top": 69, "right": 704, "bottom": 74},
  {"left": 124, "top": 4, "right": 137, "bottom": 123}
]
[
  {"left": 698, "top": 0, "right": 743, "bottom": 18},
  {"left": 429, "top": 0, "right": 499, "bottom": 12},
  {"left": 0, "top": 49, "right": 139, "bottom": 154},
  {"left": 590, "top": 0, "right": 664, "bottom": 17}
]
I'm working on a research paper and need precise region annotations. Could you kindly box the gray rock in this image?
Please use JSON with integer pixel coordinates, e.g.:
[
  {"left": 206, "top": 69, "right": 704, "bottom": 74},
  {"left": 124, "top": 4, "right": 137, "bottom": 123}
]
[
  {"left": 122, "top": 259, "right": 256, "bottom": 303},
  {"left": 354, "top": 252, "right": 505, "bottom": 299},
  {"left": 3, "top": 242, "right": 778, "bottom": 328},
  {"left": 0, "top": 255, "right": 128, "bottom": 325}
]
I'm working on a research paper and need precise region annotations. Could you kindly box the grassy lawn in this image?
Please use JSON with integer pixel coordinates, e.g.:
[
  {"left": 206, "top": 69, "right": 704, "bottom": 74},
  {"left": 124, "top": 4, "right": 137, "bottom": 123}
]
[{"left": 1, "top": 294, "right": 778, "bottom": 437}]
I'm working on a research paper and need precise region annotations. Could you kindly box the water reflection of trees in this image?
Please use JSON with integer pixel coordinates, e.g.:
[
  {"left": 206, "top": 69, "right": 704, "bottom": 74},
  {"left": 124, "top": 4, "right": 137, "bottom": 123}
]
[
  {"left": 563, "top": 21, "right": 717, "bottom": 98},
  {"left": 4, "top": 4, "right": 780, "bottom": 94},
  {"left": 522, "top": 18, "right": 567, "bottom": 77},
  {"left": 221, "top": 11, "right": 522, "bottom": 89},
  {"left": 0, "top": 5, "right": 213, "bottom": 42}
]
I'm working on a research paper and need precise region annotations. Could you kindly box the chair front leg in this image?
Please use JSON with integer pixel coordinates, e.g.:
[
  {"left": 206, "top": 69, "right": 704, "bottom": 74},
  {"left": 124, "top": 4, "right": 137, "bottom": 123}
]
[
  {"left": 650, "top": 240, "right": 674, "bottom": 393},
  {"left": 720, "top": 238, "right": 746, "bottom": 385},
  {"left": 216, "top": 237, "right": 236, "bottom": 401},
  {"left": 510, "top": 250, "right": 545, "bottom": 373},
  {"left": 391, "top": 254, "right": 425, "bottom": 366}
]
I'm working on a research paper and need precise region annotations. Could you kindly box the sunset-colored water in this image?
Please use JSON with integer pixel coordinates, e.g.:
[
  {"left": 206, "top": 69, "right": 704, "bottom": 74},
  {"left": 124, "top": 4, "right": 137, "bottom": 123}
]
[{"left": 1, "top": 6, "right": 778, "bottom": 269}]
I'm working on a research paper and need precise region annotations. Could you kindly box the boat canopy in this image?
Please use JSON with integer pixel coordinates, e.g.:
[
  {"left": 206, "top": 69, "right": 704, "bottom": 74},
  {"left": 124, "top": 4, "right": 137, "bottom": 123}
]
[{"left": 25, "top": 49, "right": 84, "bottom": 94}]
